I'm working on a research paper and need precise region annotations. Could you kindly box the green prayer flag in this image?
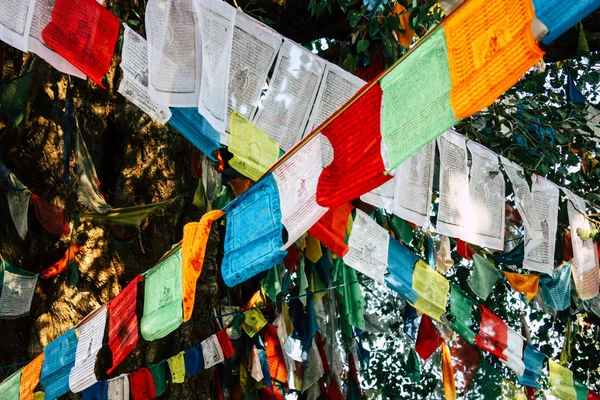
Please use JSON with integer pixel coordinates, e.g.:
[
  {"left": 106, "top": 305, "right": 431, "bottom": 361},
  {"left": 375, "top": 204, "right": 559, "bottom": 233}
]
[
  {"left": 449, "top": 286, "right": 477, "bottom": 344},
  {"left": 334, "top": 257, "right": 365, "bottom": 332},
  {"left": 141, "top": 248, "right": 184, "bottom": 341},
  {"left": 380, "top": 28, "right": 458, "bottom": 171},
  {"left": 149, "top": 360, "right": 167, "bottom": 396},
  {"left": 81, "top": 197, "right": 177, "bottom": 226},
  {"left": 466, "top": 360, "right": 503, "bottom": 400},
  {"left": 389, "top": 215, "right": 414, "bottom": 245},
  {"left": 468, "top": 254, "right": 501, "bottom": 300},
  {"left": 575, "top": 380, "right": 590, "bottom": 400},
  {"left": 298, "top": 258, "right": 309, "bottom": 307},
  {"left": 0, "top": 370, "right": 21, "bottom": 399},
  {"left": 406, "top": 348, "right": 421, "bottom": 382},
  {"left": 260, "top": 265, "right": 281, "bottom": 302},
  {"left": 0, "top": 73, "right": 33, "bottom": 126}
]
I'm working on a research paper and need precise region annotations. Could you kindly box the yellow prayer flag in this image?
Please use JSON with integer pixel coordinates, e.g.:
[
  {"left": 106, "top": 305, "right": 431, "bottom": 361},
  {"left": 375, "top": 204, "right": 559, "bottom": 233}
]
[
  {"left": 167, "top": 351, "right": 186, "bottom": 384},
  {"left": 33, "top": 393, "right": 44, "bottom": 400},
  {"left": 242, "top": 308, "right": 268, "bottom": 338},
  {"left": 501, "top": 378, "right": 526, "bottom": 400},
  {"left": 305, "top": 234, "right": 323, "bottom": 263},
  {"left": 228, "top": 112, "right": 280, "bottom": 181},
  {"left": 411, "top": 260, "right": 449, "bottom": 321},
  {"left": 549, "top": 359, "right": 577, "bottom": 400}
]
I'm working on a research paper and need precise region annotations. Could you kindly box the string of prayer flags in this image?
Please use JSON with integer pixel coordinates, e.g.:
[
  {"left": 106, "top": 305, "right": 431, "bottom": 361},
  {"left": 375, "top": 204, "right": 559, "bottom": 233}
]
[
  {"left": 274, "top": 136, "right": 326, "bottom": 248},
  {"left": 519, "top": 344, "right": 547, "bottom": 389},
  {"left": 534, "top": 0, "right": 600, "bottom": 44},
  {"left": 228, "top": 112, "right": 279, "bottom": 181},
  {"left": 410, "top": 260, "right": 449, "bottom": 322},
  {"left": 550, "top": 359, "right": 577, "bottom": 400},
  {"left": 40, "top": 244, "right": 85, "bottom": 280},
  {"left": 40, "top": 328, "right": 79, "bottom": 400},
  {"left": 69, "top": 306, "right": 107, "bottom": 392},
  {"left": 385, "top": 237, "right": 419, "bottom": 304},
  {"left": 140, "top": 248, "right": 184, "bottom": 341},
  {"left": 167, "top": 352, "right": 185, "bottom": 384},
  {"left": 76, "top": 130, "right": 112, "bottom": 213},
  {"left": 107, "top": 374, "right": 129, "bottom": 400},
  {"left": 107, "top": 275, "right": 142, "bottom": 375},
  {"left": 465, "top": 359, "right": 503, "bottom": 400},
  {"left": 0, "top": 261, "right": 38, "bottom": 319},
  {"left": 129, "top": 368, "right": 156, "bottom": 400},
  {"left": 184, "top": 344, "right": 203, "bottom": 376},
  {"left": 221, "top": 174, "right": 286, "bottom": 287},
  {"left": 539, "top": 262, "right": 573, "bottom": 311},
  {"left": 441, "top": 342, "right": 456, "bottom": 400},
  {"left": 444, "top": 0, "right": 543, "bottom": 119},
  {"left": 0, "top": 72, "right": 33, "bottom": 126},
  {"left": 182, "top": 210, "right": 223, "bottom": 321},
  {"left": 450, "top": 336, "right": 481, "bottom": 394},
  {"left": 308, "top": 203, "right": 353, "bottom": 258},
  {"left": 315, "top": 84, "right": 392, "bottom": 208},
  {"left": 448, "top": 286, "right": 477, "bottom": 344},
  {"left": 379, "top": 28, "right": 457, "bottom": 171},
  {"left": 343, "top": 210, "right": 389, "bottom": 283},
  {"left": 0, "top": 371, "right": 22, "bottom": 400},
  {"left": 81, "top": 198, "right": 177, "bottom": 226},
  {"left": 253, "top": 39, "right": 325, "bottom": 152},
  {"left": 503, "top": 271, "right": 539, "bottom": 301},
  {"left": 468, "top": 254, "right": 501, "bottom": 300},
  {"left": 31, "top": 194, "right": 70, "bottom": 235},
  {"left": 202, "top": 334, "right": 225, "bottom": 369},
  {"left": 148, "top": 361, "right": 167, "bottom": 397},
  {"left": 42, "top": 0, "right": 120, "bottom": 88},
  {"left": 415, "top": 315, "right": 443, "bottom": 360},
  {"left": 20, "top": 353, "right": 44, "bottom": 400},
  {"left": 169, "top": 108, "right": 220, "bottom": 161}
]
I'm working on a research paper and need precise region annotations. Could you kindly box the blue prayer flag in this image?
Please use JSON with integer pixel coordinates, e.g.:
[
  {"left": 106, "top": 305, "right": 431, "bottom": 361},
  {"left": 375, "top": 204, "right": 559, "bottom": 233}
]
[
  {"left": 169, "top": 108, "right": 220, "bottom": 161},
  {"left": 534, "top": 0, "right": 600, "bottom": 44},
  {"left": 385, "top": 237, "right": 419, "bottom": 304},
  {"left": 539, "top": 262, "right": 572, "bottom": 311},
  {"left": 184, "top": 344, "right": 203, "bottom": 376},
  {"left": 518, "top": 344, "right": 548, "bottom": 389},
  {"left": 82, "top": 381, "right": 108, "bottom": 400},
  {"left": 41, "top": 328, "right": 79, "bottom": 400}
]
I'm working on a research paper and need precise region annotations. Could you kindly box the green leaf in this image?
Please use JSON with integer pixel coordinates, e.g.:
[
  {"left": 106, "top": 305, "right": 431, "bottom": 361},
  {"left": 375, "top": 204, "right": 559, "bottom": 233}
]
[
  {"left": 341, "top": 53, "right": 357, "bottom": 73},
  {"left": 348, "top": 9, "right": 361, "bottom": 26},
  {"left": 357, "top": 38, "right": 370, "bottom": 53},
  {"left": 555, "top": 133, "right": 568, "bottom": 144}
]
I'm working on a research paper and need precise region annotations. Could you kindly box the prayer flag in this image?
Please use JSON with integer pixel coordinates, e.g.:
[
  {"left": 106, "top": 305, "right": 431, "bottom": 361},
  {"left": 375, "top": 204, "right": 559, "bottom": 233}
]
[
  {"left": 82, "top": 381, "right": 107, "bottom": 400},
  {"left": 42, "top": 0, "right": 120, "bottom": 88},
  {"left": 40, "top": 328, "right": 78, "bottom": 400},
  {"left": 260, "top": 324, "right": 288, "bottom": 384},
  {"left": 169, "top": 108, "right": 219, "bottom": 161},
  {"left": 129, "top": 368, "right": 156, "bottom": 400},
  {"left": 202, "top": 334, "right": 225, "bottom": 369},
  {"left": 243, "top": 308, "right": 268, "bottom": 338},
  {"left": 31, "top": 194, "right": 70, "bottom": 235},
  {"left": 167, "top": 352, "right": 185, "bottom": 384},
  {"left": 0, "top": 371, "right": 22, "bottom": 400},
  {"left": 468, "top": 254, "right": 501, "bottom": 300},
  {"left": 315, "top": 84, "right": 392, "bottom": 208},
  {"left": 385, "top": 237, "right": 419, "bottom": 304},
  {"left": 308, "top": 203, "right": 353, "bottom": 258},
  {"left": 148, "top": 361, "right": 166, "bottom": 397},
  {"left": 0, "top": 73, "right": 33, "bottom": 126},
  {"left": 216, "top": 329, "right": 234, "bottom": 360},
  {"left": 333, "top": 257, "right": 365, "bottom": 331},
  {"left": 106, "top": 374, "right": 129, "bottom": 400},
  {"left": 444, "top": 0, "right": 544, "bottom": 119},
  {"left": 571, "top": 262, "right": 599, "bottom": 303},
  {"left": 182, "top": 210, "right": 224, "bottom": 321},
  {"left": 501, "top": 379, "right": 527, "bottom": 400},
  {"left": 415, "top": 315, "right": 443, "bottom": 360},
  {"left": 450, "top": 336, "right": 481, "bottom": 394},
  {"left": 5, "top": 173, "right": 30, "bottom": 239},
  {"left": 20, "top": 353, "right": 44, "bottom": 400},
  {"left": 140, "top": 248, "right": 184, "bottom": 341},
  {"left": 69, "top": 306, "right": 107, "bottom": 392},
  {"left": 448, "top": 286, "right": 477, "bottom": 344},
  {"left": 441, "top": 342, "right": 456, "bottom": 400},
  {"left": 380, "top": 28, "right": 458, "bottom": 171},
  {"left": 107, "top": 275, "right": 142, "bottom": 375},
  {"left": 539, "top": 262, "right": 572, "bottom": 311},
  {"left": 550, "top": 359, "right": 577, "bottom": 400},
  {"left": 534, "top": 0, "right": 600, "bottom": 44},
  {"left": 575, "top": 380, "right": 590, "bottom": 400},
  {"left": 41, "top": 244, "right": 85, "bottom": 280},
  {"left": 184, "top": 344, "right": 203, "bottom": 376},
  {"left": 519, "top": 344, "right": 547, "bottom": 389},
  {"left": 504, "top": 271, "right": 539, "bottom": 301},
  {"left": 80, "top": 198, "right": 177, "bottom": 227},
  {"left": 0, "top": 262, "right": 38, "bottom": 319},
  {"left": 76, "top": 130, "right": 112, "bottom": 213},
  {"left": 410, "top": 260, "right": 449, "bottom": 322},
  {"left": 221, "top": 174, "right": 287, "bottom": 287}
]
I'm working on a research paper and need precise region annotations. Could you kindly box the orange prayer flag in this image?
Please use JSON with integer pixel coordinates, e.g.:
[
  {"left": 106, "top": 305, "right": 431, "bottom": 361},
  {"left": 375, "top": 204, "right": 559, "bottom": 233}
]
[
  {"left": 308, "top": 203, "right": 353, "bottom": 257},
  {"left": 444, "top": 0, "right": 544, "bottom": 119},
  {"left": 41, "top": 244, "right": 85, "bottom": 279},
  {"left": 503, "top": 271, "right": 539, "bottom": 301},
  {"left": 229, "top": 178, "right": 253, "bottom": 197},
  {"left": 19, "top": 353, "right": 44, "bottom": 400},
  {"left": 442, "top": 342, "right": 457, "bottom": 400},
  {"left": 393, "top": 3, "right": 415, "bottom": 48},
  {"left": 182, "top": 210, "right": 224, "bottom": 322},
  {"left": 260, "top": 324, "right": 288, "bottom": 384}
]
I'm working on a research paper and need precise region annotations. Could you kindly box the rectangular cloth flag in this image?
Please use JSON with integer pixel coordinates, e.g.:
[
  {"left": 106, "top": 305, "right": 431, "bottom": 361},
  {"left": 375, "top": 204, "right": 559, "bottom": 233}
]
[
  {"left": 550, "top": 359, "right": 577, "bottom": 400},
  {"left": 81, "top": 198, "right": 177, "bottom": 227},
  {"left": 450, "top": 335, "right": 481, "bottom": 394},
  {"left": 379, "top": 27, "right": 458, "bottom": 171},
  {"left": 31, "top": 194, "right": 70, "bottom": 235},
  {"left": 571, "top": 262, "right": 599, "bottom": 304},
  {"left": 0, "top": 370, "right": 22, "bottom": 400},
  {"left": 260, "top": 323, "right": 288, "bottom": 384},
  {"left": 42, "top": 0, "right": 120, "bottom": 88},
  {"left": 221, "top": 174, "right": 287, "bottom": 287},
  {"left": 202, "top": 334, "right": 225, "bottom": 369},
  {"left": 539, "top": 262, "right": 573, "bottom": 311},
  {"left": 20, "top": 353, "right": 44, "bottom": 400},
  {"left": 385, "top": 237, "right": 419, "bottom": 304},
  {"left": 343, "top": 209, "right": 389, "bottom": 283},
  {"left": 129, "top": 368, "right": 156, "bottom": 400},
  {"left": 0, "top": 72, "right": 33, "bottom": 126},
  {"left": 534, "top": 0, "right": 600, "bottom": 44},
  {"left": 0, "top": 262, "right": 38, "bottom": 319},
  {"left": 140, "top": 248, "right": 184, "bottom": 341},
  {"left": 415, "top": 315, "right": 443, "bottom": 360},
  {"left": 448, "top": 286, "right": 477, "bottom": 344},
  {"left": 167, "top": 352, "right": 185, "bottom": 383},
  {"left": 40, "top": 328, "right": 79, "bottom": 400},
  {"left": 410, "top": 260, "right": 449, "bottom": 322},
  {"left": 519, "top": 344, "right": 547, "bottom": 389},
  {"left": 169, "top": 108, "right": 220, "bottom": 161},
  {"left": 107, "top": 374, "right": 129, "bottom": 400},
  {"left": 308, "top": 203, "right": 353, "bottom": 258},
  {"left": 76, "top": 130, "right": 112, "bottom": 213},
  {"left": 69, "top": 306, "right": 107, "bottom": 392},
  {"left": 465, "top": 359, "right": 503, "bottom": 400},
  {"left": 107, "top": 275, "right": 142, "bottom": 375},
  {"left": 316, "top": 84, "right": 392, "bottom": 208},
  {"left": 444, "top": 0, "right": 544, "bottom": 119},
  {"left": 503, "top": 271, "right": 539, "bottom": 302},
  {"left": 468, "top": 254, "right": 501, "bottom": 300},
  {"left": 228, "top": 112, "right": 279, "bottom": 181},
  {"left": 0, "top": 0, "right": 35, "bottom": 51},
  {"left": 5, "top": 173, "right": 30, "bottom": 239}
]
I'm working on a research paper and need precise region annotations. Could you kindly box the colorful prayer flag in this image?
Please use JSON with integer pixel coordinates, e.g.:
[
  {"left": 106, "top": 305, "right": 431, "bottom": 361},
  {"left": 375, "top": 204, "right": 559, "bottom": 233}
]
[
  {"left": 31, "top": 194, "right": 70, "bottom": 235},
  {"left": 169, "top": 108, "right": 220, "bottom": 161},
  {"left": 129, "top": 368, "right": 156, "bottom": 400},
  {"left": 0, "top": 73, "right": 33, "bottom": 126},
  {"left": 167, "top": 352, "right": 185, "bottom": 384},
  {"left": 550, "top": 359, "right": 577, "bottom": 400},
  {"left": 450, "top": 335, "right": 481, "bottom": 394},
  {"left": 0, "top": 370, "right": 22, "bottom": 400},
  {"left": 539, "top": 262, "right": 573, "bottom": 311},
  {"left": 534, "top": 0, "right": 600, "bottom": 44},
  {"left": 410, "top": 260, "right": 449, "bottom": 322},
  {"left": 468, "top": 254, "right": 501, "bottom": 300},
  {"left": 20, "top": 353, "right": 44, "bottom": 400},
  {"left": 308, "top": 203, "right": 353, "bottom": 258},
  {"left": 385, "top": 237, "right": 419, "bottom": 304},
  {"left": 448, "top": 286, "right": 477, "bottom": 344},
  {"left": 441, "top": 342, "right": 456, "bottom": 400},
  {"left": 415, "top": 315, "right": 443, "bottom": 360},
  {"left": 519, "top": 344, "right": 547, "bottom": 389},
  {"left": 503, "top": 271, "right": 539, "bottom": 301},
  {"left": 40, "top": 328, "right": 78, "bottom": 400}
]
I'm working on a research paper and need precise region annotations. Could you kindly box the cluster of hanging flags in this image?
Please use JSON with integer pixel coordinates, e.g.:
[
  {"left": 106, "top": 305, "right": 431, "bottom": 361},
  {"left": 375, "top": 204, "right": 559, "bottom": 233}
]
[{"left": 1, "top": 0, "right": 600, "bottom": 399}]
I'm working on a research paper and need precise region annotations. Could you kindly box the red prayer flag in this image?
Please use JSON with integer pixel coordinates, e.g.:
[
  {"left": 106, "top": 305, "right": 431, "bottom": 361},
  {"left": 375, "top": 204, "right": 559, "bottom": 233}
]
[
  {"left": 308, "top": 203, "right": 353, "bottom": 257},
  {"left": 41, "top": 244, "right": 85, "bottom": 279},
  {"left": 415, "top": 315, "right": 443, "bottom": 360},
  {"left": 216, "top": 329, "right": 235, "bottom": 360},
  {"left": 450, "top": 335, "right": 481, "bottom": 394},
  {"left": 526, "top": 386, "right": 536, "bottom": 400},
  {"left": 42, "top": 0, "right": 120, "bottom": 88},
  {"left": 355, "top": 46, "right": 387, "bottom": 81},
  {"left": 475, "top": 305, "right": 508, "bottom": 360},
  {"left": 455, "top": 238, "right": 474, "bottom": 260},
  {"left": 260, "top": 324, "right": 288, "bottom": 384},
  {"left": 320, "top": 377, "right": 345, "bottom": 400},
  {"left": 260, "top": 385, "right": 284, "bottom": 400},
  {"left": 316, "top": 84, "right": 392, "bottom": 208},
  {"left": 130, "top": 368, "right": 156, "bottom": 400},
  {"left": 107, "top": 275, "right": 142, "bottom": 375},
  {"left": 31, "top": 194, "right": 70, "bottom": 235},
  {"left": 589, "top": 390, "right": 600, "bottom": 400}
]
